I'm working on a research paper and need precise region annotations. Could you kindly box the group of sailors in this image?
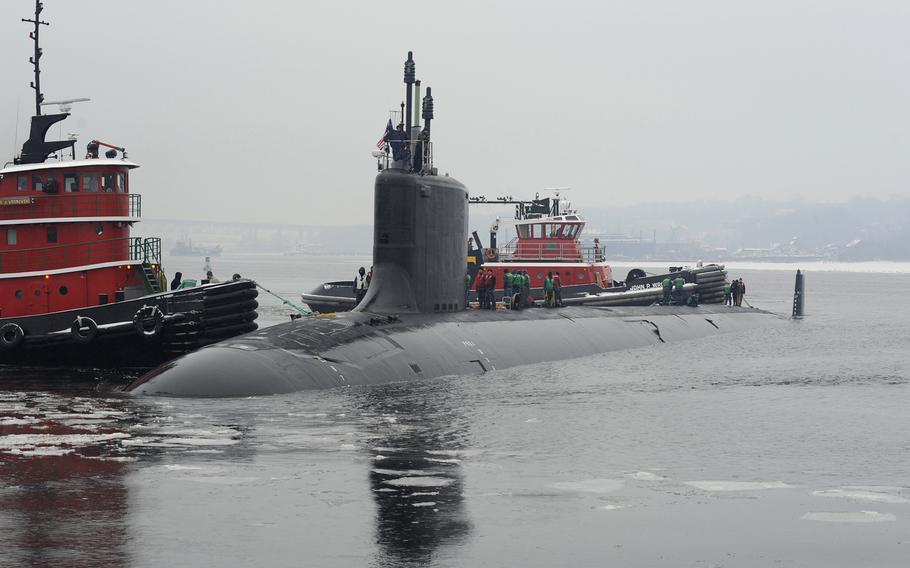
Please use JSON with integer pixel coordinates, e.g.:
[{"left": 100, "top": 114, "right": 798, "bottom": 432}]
[
  {"left": 354, "top": 266, "right": 373, "bottom": 303},
  {"left": 473, "top": 268, "right": 564, "bottom": 310},
  {"left": 724, "top": 278, "right": 747, "bottom": 306}
]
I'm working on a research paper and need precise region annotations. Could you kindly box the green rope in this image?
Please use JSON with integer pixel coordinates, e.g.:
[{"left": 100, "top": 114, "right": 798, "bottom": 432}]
[{"left": 255, "top": 282, "right": 312, "bottom": 316}]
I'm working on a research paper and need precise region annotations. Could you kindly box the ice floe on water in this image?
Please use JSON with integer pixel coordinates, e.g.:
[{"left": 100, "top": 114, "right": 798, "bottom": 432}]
[
  {"left": 8, "top": 447, "right": 74, "bottom": 457},
  {"left": 802, "top": 511, "right": 896, "bottom": 523},
  {"left": 811, "top": 488, "right": 909, "bottom": 504},
  {"left": 548, "top": 479, "right": 625, "bottom": 494},
  {"left": 686, "top": 481, "right": 792, "bottom": 492},
  {"left": 597, "top": 504, "right": 628, "bottom": 511},
  {"left": 0, "top": 432, "right": 130, "bottom": 450},
  {"left": 425, "top": 457, "right": 461, "bottom": 464},
  {"left": 383, "top": 476, "right": 455, "bottom": 488},
  {"left": 162, "top": 464, "right": 203, "bottom": 471},
  {"left": 627, "top": 471, "right": 667, "bottom": 481}
]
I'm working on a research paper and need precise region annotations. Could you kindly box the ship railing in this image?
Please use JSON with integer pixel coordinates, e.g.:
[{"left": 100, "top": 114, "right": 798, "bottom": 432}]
[
  {"left": 133, "top": 237, "right": 161, "bottom": 264},
  {"left": 496, "top": 239, "right": 608, "bottom": 263},
  {"left": 0, "top": 236, "right": 160, "bottom": 274},
  {"left": 0, "top": 193, "right": 141, "bottom": 221}
]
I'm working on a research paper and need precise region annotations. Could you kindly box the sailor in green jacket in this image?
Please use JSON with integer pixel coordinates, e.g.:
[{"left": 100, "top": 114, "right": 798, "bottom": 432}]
[
  {"left": 661, "top": 277, "right": 672, "bottom": 305},
  {"left": 523, "top": 272, "right": 531, "bottom": 307},
  {"left": 723, "top": 281, "right": 732, "bottom": 306},
  {"left": 672, "top": 276, "right": 686, "bottom": 305},
  {"left": 544, "top": 272, "right": 555, "bottom": 307}
]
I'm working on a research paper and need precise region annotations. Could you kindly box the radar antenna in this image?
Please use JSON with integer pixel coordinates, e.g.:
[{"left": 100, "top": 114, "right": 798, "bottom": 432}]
[{"left": 22, "top": 0, "right": 49, "bottom": 116}]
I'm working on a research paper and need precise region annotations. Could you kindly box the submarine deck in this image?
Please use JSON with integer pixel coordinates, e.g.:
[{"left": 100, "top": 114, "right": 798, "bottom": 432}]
[{"left": 130, "top": 305, "right": 784, "bottom": 397}]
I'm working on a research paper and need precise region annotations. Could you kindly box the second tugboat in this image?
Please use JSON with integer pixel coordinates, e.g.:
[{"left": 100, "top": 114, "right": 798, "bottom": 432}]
[{"left": 0, "top": 2, "right": 258, "bottom": 368}]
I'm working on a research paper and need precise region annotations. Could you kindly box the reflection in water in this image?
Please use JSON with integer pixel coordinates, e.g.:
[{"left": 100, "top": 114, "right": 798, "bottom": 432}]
[
  {"left": 352, "top": 383, "right": 473, "bottom": 567},
  {"left": 0, "top": 383, "right": 136, "bottom": 568}
]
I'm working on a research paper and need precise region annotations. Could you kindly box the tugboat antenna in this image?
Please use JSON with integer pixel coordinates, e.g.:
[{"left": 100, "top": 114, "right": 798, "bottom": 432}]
[{"left": 22, "top": 0, "right": 49, "bottom": 117}]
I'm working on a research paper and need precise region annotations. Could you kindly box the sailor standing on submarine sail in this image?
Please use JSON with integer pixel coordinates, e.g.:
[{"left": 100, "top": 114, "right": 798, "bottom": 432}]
[{"left": 354, "top": 267, "right": 368, "bottom": 304}]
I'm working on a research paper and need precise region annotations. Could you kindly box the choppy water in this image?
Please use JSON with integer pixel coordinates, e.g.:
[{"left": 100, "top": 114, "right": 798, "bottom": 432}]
[{"left": 1, "top": 255, "right": 909, "bottom": 567}]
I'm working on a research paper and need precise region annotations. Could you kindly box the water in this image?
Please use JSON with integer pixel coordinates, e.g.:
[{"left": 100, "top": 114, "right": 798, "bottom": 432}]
[{"left": 1, "top": 256, "right": 909, "bottom": 567}]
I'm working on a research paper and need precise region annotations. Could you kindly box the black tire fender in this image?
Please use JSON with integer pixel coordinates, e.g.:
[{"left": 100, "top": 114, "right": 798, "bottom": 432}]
[
  {"left": 71, "top": 316, "right": 98, "bottom": 344},
  {"left": 0, "top": 322, "right": 25, "bottom": 350},
  {"left": 625, "top": 268, "right": 647, "bottom": 284},
  {"left": 133, "top": 305, "right": 165, "bottom": 338}
]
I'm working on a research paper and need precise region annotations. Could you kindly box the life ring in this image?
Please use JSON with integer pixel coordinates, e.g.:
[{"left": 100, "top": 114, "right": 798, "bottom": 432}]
[
  {"left": 133, "top": 305, "right": 164, "bottom": 338},
  {"left": 70, "top": 316, "right": 98, "bottom": 344},
  {"left": 484, "top": 248, "right": 498, "bottom": 261},
  {"left": 0, "top": 323, "right": 25, "bottom": 350}
]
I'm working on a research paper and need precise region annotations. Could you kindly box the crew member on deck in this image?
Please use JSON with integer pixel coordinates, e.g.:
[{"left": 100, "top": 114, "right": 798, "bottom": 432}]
[
  {"left": 354, "top": 267, "right": 368, "bottom": 304},
  {"left": 723, "top": 281, "right": 732, "bottom": 306},
  {"left": 388, "top": 123, "right": 410, "bottom": 164},
  {"left": 206, "top": 270, "right": 220, "bottom": 284},
  {"left": 170, "top": 271, "right": 183, "bottom": 291},
  {"left": 672, "top": 275, "right": 686, "bottom": 305},
  {"left": 662, "top": 276, "right": 672, "bottom": 305},
  {"left": 476, "top": 270, "right": 487, "bottom": 309},
  {"left": 553, "top": 272, "right": 562, "bottom": 307},
  {"left": 544, "top": 272, "right": 555, "bottom": 307}
]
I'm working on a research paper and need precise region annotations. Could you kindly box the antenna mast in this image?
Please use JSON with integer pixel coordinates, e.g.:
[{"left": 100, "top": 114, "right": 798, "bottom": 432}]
[{"left": 22, "top": 0, "right": 49, "bottom": 116}]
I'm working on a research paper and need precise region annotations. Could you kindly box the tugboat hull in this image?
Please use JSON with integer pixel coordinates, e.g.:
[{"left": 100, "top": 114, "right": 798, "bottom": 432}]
[{"left": 0, "top": 279, "right": 258, "bottom": 369}]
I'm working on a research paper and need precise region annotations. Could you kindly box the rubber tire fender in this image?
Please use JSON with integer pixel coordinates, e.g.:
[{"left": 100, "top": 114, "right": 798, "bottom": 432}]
[
  {"left": 134, "top": 305, "right": 165, "bottom": 338},
  {"left": 0, "top": 322, "right": 25, "bottom": 350},
  {"left": 625, "top": 268, "right": 647, "bottom": 284},
  {"left": 71, "top": 316, "right": 98, "bottom": 344}
]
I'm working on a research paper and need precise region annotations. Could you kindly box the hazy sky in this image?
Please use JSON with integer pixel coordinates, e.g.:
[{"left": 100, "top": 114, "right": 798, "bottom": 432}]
[{"left": 1, "top": 1, "right": 908, "bottom": 225}]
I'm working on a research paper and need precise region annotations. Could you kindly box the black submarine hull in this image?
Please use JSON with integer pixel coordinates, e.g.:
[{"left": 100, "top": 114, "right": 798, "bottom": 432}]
[{"left": 128, "top": 305, "right": 783, "bottom": 397}]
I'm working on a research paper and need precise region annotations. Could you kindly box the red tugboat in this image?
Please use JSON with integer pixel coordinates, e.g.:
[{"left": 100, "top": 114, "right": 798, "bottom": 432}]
[{"left": 0, "top": 2, "right": 258, "bottom": 367}]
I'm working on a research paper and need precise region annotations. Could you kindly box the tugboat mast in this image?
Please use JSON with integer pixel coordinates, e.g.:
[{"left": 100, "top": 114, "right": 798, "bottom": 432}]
[{"left": 22, "top": 0, "right": 49, "bottom": 117}]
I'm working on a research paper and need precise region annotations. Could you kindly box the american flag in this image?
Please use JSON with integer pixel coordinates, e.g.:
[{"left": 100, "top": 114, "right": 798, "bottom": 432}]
[{"left": 376, "top": 118, "right": 392, "bottom": 149}]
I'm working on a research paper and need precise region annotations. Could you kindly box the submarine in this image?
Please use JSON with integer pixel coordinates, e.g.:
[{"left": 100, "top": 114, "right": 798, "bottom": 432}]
[{"left": 128, "top": 52, "right": 787, "bottom": 398}]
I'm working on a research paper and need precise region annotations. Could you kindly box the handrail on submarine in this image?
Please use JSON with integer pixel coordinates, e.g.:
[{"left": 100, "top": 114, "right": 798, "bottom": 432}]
[{"left": 255, "top": 282, "right": 312, "bottom": 316}]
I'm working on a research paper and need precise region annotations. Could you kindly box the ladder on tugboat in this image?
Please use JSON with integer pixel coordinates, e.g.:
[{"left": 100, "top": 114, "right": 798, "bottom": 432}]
[{"left": 140, "top": 262, "right": 162, "bottom": 293}]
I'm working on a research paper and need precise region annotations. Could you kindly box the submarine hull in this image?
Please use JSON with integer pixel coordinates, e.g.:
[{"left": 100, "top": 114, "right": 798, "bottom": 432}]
[{"left": 128, "top": 305, "right": 783, "bottom": 397}]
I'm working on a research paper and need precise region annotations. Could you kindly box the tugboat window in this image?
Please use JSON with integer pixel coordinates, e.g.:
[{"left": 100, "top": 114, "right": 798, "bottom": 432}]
[
  {"left": 59, "top": 286, "right": 68, "bottom": 296},
  {"left": 47, "top": 226, "right": 58, "bottom": 243},
  {"left": 117, "top": 173, "right": 126, "bottom": 192},
  {"left": 64, "top": 174, "right": 79, "bottom": 192},
  {"left": 6, "top": 229, "right": 16, "bottom": 245},
  {"left": 32, "top": 176, "right": 44, "bottom": 192},
  {"left": 103, "top": 174, "right": 116, "bottom": 192},
  {"left": 517, "top": 225, "right": 530, "bottom": 239},
  {"left": 17, "top": 175, "right": 27, "bottom": 192},
  {"left": 83, "top": 174, "right": 99, "bottom": 192},
  {"left": 95, "top": 224, "right": 104, "bottom": 236},
  {"left": 15, "top": 290, "right": 23, "bottom": 299}
]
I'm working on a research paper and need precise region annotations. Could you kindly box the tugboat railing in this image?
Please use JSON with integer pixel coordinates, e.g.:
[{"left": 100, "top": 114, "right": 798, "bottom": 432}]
[
  {"left": 0, "top": 236, "right": 160, "bottom": 273},
  {"left": 496, "top": 239, "right": 606, "bottom": 263},
  {"left": 0, "top": 193, "right": 141, "bottom": 220}
]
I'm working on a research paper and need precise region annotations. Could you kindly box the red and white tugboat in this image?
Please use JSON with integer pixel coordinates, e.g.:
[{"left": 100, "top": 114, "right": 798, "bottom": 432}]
[
  {"left": 0, "top": 2, "right": 258, "bottom": 368},
  {"left": 466, "top": 192, "right": 729, "bottom": 307}
]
